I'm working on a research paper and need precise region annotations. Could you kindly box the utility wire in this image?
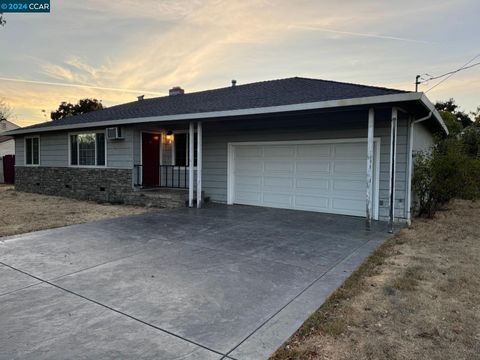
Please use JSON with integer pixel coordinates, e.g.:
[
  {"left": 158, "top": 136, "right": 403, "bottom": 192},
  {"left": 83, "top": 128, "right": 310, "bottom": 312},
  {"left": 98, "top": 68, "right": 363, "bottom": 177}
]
[{"left": 422, "top": 54, "right": 480, "bottom": 93}]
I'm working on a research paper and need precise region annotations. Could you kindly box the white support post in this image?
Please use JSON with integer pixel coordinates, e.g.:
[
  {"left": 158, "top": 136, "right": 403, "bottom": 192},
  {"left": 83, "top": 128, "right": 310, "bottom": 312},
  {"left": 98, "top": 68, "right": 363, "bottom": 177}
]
[
  {"left": 406, "top": 117, "right": 414, "bottom": 225},
  {"left": 188, "top": 121, "right": 194, "bottom": 207},
  {"left": 366, "top": 108, "right": 375, "bottom": 230},
  {"left": 388, "top": 107, "right": 398, "bottom": 232},
  {"left": 196, "top": 122, "right": 202, "bottom": 208}
]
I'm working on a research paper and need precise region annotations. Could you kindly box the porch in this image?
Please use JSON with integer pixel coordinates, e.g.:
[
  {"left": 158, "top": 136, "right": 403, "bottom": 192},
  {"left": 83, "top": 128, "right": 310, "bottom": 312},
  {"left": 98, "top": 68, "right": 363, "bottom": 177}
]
[{"left": 132, "top": 122, "right": 203, "bottom": 208}]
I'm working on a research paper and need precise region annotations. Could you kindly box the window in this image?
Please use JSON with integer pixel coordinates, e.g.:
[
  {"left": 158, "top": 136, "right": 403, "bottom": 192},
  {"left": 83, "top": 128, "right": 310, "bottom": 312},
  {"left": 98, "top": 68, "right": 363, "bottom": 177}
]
[
  {"left": 173, "top": 132, "right": 197, "bottom": 167},
  {"left": 25, "top": 137, "right": 40, "bottom": 165},
  {"left": 70, "top": 132, "right": 106, "bottom": 166}
]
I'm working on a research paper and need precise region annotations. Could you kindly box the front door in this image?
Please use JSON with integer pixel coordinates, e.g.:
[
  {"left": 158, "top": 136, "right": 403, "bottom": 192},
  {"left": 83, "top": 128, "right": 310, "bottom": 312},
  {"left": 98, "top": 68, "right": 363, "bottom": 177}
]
[{"left": 142, "top": 133, "right": 160, "bottom": 187}]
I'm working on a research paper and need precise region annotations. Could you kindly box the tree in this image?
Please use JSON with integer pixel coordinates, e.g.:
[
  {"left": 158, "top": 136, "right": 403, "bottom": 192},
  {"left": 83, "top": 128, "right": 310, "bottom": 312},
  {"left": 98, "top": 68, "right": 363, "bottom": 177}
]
[
  {"left": 0, "top": 13, "right": 5, "bottom": 27},
  {"left": 0, "top": 98, "right": 13, "bottom": 121},
  {"left": 435, "top": 98, "right": 473, "bottom": 129},
  {"left": 471, "top": 106, "right": 480, "bottom": 125},
  {"left": 51, "top": 98, "right": 104, "bottom": 121}
]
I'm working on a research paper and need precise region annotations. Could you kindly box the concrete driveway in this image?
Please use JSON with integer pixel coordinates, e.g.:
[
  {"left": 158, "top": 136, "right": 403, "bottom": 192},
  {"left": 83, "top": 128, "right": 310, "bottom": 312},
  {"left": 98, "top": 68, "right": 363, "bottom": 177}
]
[{"left": 0, "top": 205, "right": 392, "bottom": 360}]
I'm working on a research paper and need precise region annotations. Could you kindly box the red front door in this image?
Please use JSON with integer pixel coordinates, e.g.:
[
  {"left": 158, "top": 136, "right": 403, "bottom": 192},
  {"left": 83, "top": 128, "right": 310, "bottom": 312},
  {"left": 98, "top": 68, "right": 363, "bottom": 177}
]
[{"left": 142, "top": 133, "right": 160, "bottom": 187}]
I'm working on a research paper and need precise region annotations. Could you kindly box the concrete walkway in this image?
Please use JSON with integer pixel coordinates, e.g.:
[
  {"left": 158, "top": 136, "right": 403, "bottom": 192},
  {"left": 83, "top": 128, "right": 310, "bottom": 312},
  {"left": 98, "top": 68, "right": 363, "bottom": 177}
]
[{"left": 0, "top": 205, "right": 392, "bottom": 359}]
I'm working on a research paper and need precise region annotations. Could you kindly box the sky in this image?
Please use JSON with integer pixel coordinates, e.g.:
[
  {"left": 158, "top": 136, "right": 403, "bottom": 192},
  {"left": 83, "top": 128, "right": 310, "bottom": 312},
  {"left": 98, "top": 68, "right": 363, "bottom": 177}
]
[{"left": 0, "top": 0, "right": 479, "bottom": 127}]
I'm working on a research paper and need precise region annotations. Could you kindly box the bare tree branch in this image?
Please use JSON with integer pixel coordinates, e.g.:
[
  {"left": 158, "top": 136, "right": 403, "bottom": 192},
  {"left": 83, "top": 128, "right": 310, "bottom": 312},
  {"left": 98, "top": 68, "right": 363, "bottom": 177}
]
[{"left": 0, "top": 98, "right": 13, "bottom": 121}]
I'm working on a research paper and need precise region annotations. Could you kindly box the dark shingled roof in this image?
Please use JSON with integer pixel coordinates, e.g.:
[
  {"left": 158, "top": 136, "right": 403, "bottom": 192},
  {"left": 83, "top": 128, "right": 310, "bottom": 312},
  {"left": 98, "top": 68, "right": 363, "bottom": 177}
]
[{"left": 22, "top": 77, "right": 408, "bottom": 131}]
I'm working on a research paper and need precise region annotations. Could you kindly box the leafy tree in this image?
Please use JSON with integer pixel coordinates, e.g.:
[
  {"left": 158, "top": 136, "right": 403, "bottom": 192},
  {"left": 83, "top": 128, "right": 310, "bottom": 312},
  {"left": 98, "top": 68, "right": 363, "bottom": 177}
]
[
  {"left": 471, "top": 106, "right": 480, "bottom": 125},
  {"left": 439, "top": 110, "right": 463, "bottom": 135},
  {"left": 435, "top": 98, "right": 473, "bottom": 129},
  {"left": 51, "top": 98, "right": 104, "bottom": 121}
]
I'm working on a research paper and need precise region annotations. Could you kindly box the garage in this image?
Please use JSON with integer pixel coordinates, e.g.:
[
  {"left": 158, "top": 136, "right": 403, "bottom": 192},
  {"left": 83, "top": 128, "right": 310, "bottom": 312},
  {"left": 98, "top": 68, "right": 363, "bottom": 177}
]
[{"left": 228, "top": 139, "right": 379, "bottom": 218}]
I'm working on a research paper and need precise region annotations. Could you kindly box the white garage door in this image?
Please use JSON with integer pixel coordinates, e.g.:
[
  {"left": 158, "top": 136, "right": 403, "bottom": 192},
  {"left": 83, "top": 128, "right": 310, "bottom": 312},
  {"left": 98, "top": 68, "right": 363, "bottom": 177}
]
[{"left": 231, "top": 141, "right": 376, "bottom": 217}]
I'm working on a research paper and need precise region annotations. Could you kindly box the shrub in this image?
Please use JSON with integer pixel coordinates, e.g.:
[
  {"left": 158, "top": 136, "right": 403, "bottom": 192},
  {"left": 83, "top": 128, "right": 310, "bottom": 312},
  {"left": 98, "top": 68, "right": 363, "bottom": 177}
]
[{"left": 412, "top": 132, "right": 480, "bottom": 217}]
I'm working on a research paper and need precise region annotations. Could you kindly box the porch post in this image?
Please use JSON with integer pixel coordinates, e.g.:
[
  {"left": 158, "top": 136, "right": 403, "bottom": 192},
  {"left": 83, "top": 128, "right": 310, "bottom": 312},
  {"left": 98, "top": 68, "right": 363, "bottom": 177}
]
[
  {"left": 366, "top": 108, "right": 375, "bottom": 230},
  {"left": 196, "top": 121, "right": 202, "bottom": 208},
  {"left": 388, "top": 107, "right": 398, "bottom": 233},
  {"left": 188, "top": 121, "right": 194, "bottom": 207}
]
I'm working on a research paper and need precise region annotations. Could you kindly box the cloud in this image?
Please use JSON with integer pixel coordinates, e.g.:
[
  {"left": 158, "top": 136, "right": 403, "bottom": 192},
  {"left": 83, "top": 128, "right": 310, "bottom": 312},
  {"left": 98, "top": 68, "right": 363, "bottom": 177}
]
[
  {"left": 288, "top": 25, "right": 434, "bottom": 44},
  {"left": 0, "top": 77, "right": 165, "bottom": 95}
]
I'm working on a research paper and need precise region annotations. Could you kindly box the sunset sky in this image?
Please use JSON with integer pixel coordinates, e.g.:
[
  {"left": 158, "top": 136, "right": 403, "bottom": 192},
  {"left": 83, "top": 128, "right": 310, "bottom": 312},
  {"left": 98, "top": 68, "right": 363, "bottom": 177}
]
[{"left": 0, "top": 0, "right": 479, "bottom": 127}]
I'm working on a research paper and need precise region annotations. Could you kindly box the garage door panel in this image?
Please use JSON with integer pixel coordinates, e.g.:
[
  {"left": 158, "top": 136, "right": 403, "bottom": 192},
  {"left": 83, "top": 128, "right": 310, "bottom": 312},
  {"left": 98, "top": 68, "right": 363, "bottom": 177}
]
[
  {"left": 235, "top": 191, "right": 262, "bottom": 204},
  {"left": 296, "top": 160, "right": 330, "bottom": 174},
  {"left": 332, "top": 198, "right": 366, "bottom": 215},
  {"left": 235, "top": 175, "right": 262, "bottom": 192},
  {"left": 295, "top": 178, "right": 330, "bottom": 191},
  {"left": 333, "top": 160, "right": 365, "bottom": 175},
  {"left": 263, "top": 146, "right": 295, "bottom": 158},
  {"left": 263, "top": 176, "right": 294, "bottom": 189},
  {"left": 235, "top": 159, "right": 263, "bottom": 172},
  {"left": 264, "top": 161, "right": 294, "bottom": 173},
  {"left": 235, "top": 146, "right": 263, "bottom": 158},
  {"left": 297, "top": 144, "right": 331, "bottom": 158},
  {"left": 262, "top": 192, "right": 293, "bottom": 207},
  {"left": 334, "top": 143, "right": 367, "bottom": 158},
  {"left": 232, "top": 141, "right": 373, "bottom": 217},
  {"left": 333, "top": 179, "right": 365, "bottom": 192},
  {"left": 294, "top": 195, "right": 329, "bottom": 210}
]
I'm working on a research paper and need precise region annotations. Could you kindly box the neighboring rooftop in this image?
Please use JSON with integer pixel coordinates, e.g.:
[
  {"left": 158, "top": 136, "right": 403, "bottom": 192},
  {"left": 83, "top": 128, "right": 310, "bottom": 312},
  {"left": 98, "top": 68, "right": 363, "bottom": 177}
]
[{"left": 16, "top": 77, "right": 408, "bottom": 132}]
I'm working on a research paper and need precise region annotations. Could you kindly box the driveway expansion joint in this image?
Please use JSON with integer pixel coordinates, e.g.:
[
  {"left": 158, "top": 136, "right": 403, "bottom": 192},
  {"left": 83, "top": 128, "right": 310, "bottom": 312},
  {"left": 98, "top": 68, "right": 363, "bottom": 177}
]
[
  {"left": 223, "top": 237, "right": 380, "bottom": 358},
  {"left": 0, "top": 261, "right": 230, "bottom": 359}
]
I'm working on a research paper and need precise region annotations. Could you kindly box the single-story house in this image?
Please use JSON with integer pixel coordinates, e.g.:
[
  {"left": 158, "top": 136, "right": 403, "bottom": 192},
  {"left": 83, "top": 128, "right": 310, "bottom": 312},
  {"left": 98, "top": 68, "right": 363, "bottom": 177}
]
[{"left": 6, "top": 77, "right": 447, "bottom": 225}]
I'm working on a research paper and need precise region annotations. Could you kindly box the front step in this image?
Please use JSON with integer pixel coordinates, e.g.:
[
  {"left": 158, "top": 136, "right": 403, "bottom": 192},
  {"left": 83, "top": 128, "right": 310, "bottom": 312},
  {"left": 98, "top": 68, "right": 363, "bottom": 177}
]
[{"left": 124, "top": 188, "right": 205, "bottom": 208}]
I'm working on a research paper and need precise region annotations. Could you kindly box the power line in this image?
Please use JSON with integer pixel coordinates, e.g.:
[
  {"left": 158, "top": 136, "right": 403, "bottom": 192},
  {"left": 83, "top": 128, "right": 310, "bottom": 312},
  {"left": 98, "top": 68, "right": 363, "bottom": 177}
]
[{"left": 417, "top": 53, "right": 480, "bottom": 93}]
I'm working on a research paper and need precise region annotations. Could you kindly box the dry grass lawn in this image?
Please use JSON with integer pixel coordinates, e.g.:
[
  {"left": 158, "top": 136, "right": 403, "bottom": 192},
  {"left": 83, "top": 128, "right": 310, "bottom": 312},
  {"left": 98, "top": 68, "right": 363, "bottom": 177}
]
[
  {"left": 271, "top": 200, "right": 480, "bottom": 360},
  {"left": 0, "top": 185, "right": 148, "bottom": 237}
]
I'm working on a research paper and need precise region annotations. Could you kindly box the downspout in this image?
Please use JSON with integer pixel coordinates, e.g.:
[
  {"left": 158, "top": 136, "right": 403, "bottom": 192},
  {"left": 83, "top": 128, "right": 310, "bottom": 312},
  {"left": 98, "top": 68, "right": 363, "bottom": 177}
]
[{"left": 406, "top": 111, "right": 432, "bottom": 225}]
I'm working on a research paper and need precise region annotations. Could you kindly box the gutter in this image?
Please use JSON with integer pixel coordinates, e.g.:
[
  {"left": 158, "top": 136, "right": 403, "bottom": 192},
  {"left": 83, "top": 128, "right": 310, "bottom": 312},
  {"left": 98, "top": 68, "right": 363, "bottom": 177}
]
[{"left": 5, "top": 92, "right": 447, "bottom": 136}]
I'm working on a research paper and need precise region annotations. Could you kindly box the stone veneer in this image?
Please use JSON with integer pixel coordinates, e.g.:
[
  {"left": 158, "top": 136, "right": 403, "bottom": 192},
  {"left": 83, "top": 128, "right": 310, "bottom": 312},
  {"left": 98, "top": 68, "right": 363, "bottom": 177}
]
[
  {"left": 15, "top": 166, "right": 189, "bottom": 208},
  {"left": 15, "top": 166, "right": 134, "bottom": 203}
]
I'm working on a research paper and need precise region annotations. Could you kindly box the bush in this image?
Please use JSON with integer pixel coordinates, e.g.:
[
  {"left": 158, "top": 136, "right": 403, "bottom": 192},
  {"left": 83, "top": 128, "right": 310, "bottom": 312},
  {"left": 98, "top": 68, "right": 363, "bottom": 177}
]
[{"left": 412, "top": 132, "right": 480, "bottom": 217}]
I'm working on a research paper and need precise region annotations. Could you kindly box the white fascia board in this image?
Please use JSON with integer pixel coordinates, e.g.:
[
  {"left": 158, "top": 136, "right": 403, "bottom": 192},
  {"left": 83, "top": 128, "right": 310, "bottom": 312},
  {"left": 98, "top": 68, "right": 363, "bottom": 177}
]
[
  {"left": 7, "top": 92, "right": 424, "bottom": 136},
  {"left": 419, "top": 93, "right": 449, "bottom": 134}
]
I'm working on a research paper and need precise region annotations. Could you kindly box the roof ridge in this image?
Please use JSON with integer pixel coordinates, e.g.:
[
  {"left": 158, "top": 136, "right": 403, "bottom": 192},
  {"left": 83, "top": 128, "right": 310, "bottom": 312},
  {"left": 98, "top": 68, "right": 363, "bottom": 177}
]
[{"left": 292, "top": 76, "right": 410, "bottom": 93}]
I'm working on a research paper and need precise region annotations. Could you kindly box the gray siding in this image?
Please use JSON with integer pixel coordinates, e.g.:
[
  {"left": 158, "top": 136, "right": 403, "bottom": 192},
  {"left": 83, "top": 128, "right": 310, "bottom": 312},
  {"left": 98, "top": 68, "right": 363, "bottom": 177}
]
[
  {"left": 107, "top": 127, "right": 134, "bottom": 169},
  {"left": 40, "top": 132, "right": 69, "bottom": 166},
  {"left": 15, "top": 128, "right": 134, "bottom": 169},
  {"left": 14, "top": 137, "right": 24, "bottom": 166},
  {"left": 413, "top": 122, "right": 434, "bottom": 153}
]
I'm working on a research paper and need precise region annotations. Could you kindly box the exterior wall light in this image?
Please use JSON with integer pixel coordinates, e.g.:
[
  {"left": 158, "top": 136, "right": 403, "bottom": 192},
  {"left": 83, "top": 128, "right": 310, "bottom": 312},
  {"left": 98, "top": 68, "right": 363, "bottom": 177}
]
[{"left": 165, "top": 130, "right": 174, "bottom": 144}]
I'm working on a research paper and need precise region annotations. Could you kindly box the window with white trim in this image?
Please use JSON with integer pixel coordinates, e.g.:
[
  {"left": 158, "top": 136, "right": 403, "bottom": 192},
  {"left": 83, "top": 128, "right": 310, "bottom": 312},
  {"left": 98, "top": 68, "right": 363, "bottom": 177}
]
[
  {"left": 173, "top": 133, "right": 197, "bottom": 167},
  {"left": 25, "top": 137, "right": 40, "bottom": 165},
  {"left": 70, "top": 132, "right": 105, "bottom": 166}
]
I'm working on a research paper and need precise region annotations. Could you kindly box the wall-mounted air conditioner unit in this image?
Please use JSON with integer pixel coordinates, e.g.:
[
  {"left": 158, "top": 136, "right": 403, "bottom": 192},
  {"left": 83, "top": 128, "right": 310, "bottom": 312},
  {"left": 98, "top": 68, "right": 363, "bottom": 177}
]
[{"left": 106, "top": 127, "right": 123, "bottom": 140}]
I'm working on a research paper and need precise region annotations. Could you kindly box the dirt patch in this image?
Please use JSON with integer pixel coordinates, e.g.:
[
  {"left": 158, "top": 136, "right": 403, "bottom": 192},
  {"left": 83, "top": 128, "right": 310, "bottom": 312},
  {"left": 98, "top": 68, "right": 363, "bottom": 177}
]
[
  {"left": 0, "top": 185, "right": 148, "bottom": 237},
  {"left": 270, "top": 200, "right": 480, "bottom": 360}
]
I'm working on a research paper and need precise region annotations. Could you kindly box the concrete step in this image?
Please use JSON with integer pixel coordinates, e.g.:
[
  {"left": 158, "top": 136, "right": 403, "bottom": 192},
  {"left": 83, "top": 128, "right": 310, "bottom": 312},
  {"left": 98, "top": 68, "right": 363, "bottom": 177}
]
[{"left": 124, "top": 188, "right": 205, "bottom": 209}]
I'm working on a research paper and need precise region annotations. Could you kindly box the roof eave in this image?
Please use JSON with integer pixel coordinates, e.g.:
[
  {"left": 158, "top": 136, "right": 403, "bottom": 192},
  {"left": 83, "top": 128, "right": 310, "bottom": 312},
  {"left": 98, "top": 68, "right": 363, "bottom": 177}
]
[
  {"left": 419, "top": 93, "right": 449, "bottom": 134},
  {"left": 6, "top": 92, "right": 434, "bottom": 136}
]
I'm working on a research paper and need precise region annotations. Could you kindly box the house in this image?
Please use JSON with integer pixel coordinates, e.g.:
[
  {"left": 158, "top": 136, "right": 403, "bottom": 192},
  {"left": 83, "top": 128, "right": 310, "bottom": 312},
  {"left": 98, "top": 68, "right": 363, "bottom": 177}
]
[
  {"left": 0, "top": 119, "right": 19, "bottom": 183},
  {"left": 6, "top": 77, "right": 447, "bottom": 225},
  {"left": 0, "top": 119, "right": 19, "bottom": 157}
]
